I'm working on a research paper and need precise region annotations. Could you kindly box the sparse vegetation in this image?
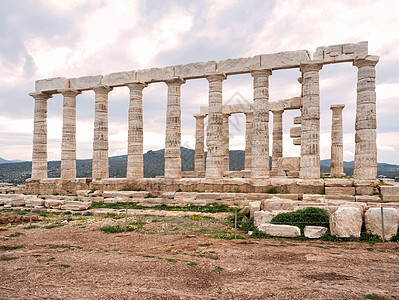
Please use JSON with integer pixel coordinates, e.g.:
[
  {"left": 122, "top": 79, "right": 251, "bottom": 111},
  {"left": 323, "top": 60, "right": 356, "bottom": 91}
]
[{"left": 211, "top": 266, "right": 224, "bottom": 273}]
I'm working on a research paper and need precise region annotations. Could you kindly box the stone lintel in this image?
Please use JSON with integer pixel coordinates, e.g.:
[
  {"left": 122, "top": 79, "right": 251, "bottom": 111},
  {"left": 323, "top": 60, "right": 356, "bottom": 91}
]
[
  {"left": 35, "top": 77, "right": 69, "bottom": 93},
  {"left": 70, "top": 75, "right": 103, "bottom": 91},
  {"left": 258, "top": 50, "right": 311, "bottom": 70},
  {"left": 216, "top": 56, "right": 260, "bottom": 75},
  {"left": 174, "top": 61, "right": 216, "bottom": 79},
  {"left": 313, "top": 41, "right": 368, "bottom": 64},
  {"left": 102, "top": 71, "right": 136, "bottom": 87},
  {"left": 136, "top": 66, "right": 175, "bottom": 83}
]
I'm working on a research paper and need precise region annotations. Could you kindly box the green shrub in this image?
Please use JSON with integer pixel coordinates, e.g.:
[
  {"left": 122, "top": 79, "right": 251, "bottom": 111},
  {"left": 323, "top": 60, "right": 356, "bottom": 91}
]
[
  {"left": 390, "top": 232, "right": 399, "bottom": 242},
  {"left": 101, "top": 225, "right": 128, "bottom": 233},
  {"left": 271, "top": 207, "right": 329, "bottom": 233},
  {"left": 266, "top": 188, "right": 278, "bottom": 194}
]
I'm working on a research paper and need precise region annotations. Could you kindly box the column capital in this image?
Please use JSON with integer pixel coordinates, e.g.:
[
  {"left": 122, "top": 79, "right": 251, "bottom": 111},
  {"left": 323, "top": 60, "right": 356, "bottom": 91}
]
[
  {"left": 353, "top": 55, "right": 379, "bottom": 68},
  {"left": 271, "top": 109, "right": 284, "bottom": 115},
  {"left": 29, "top": 92, "right": 53, "bottom": 100},
  {"left": 58, "top": 89, "right": 81, "bottom": 97},
  {"left": 330, "top": 104, "right": 345, "bottom": 111},
  {"left": 300, "top": 61, "right": 323, "bottom": 73},
  {"left": 194, "top": 114, "right": 206, "bottom": 120},
  {"left": 93, "top": 85, "right": 112, "bottom": 94},
  {"left": 205, "top": 72, "right": 227, "bottom": 82},
  {"left": 126, "top": 82, "right": 147, "bottom": 90},
  {"left": 165, "top": 77, "right": 185, "bottom": 86},
  {"left": 250, "top": 68, "right": 272, "bottom": 77}
]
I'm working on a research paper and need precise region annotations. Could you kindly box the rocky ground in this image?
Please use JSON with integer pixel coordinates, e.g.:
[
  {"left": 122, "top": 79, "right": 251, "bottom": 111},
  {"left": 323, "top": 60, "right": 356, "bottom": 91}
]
[{"left": 0, "top": 210, "right": 398, "bottom": 299}]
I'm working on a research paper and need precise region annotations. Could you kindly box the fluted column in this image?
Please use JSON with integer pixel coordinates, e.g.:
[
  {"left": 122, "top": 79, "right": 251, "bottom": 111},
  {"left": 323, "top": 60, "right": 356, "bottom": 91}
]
[
  {"left": 222, "top": 113, "right": 230, "bottom": 174},
  {"left": 272, "top": 109, "right": 284, "bottom": 172},
  {"left": 164, "top": 77, "right": 185, "bottom": 179},
  {"left": 353, "top": 56, "right": 379, "bottom": 180},
  {"left": 330, "top": 104, "right": 345, "bottom": 176},
  {"left": 205, "top": 73, "right": 227, "bottom": 178},
  {"left": 244, "top": 112, "right": 253, "bottom": 171},
  {"left": 92, "top": 85, "right": 112, "bottom": 179},
  {"left": 30, "top": 92, "right": 52, "bottom": 179},
  {"left": 59, "top": 89, "right": 81, "bottom": 179},
  {"left": 299, "top": 62, "right": 323, "bottom": 179},
  {"left": 251, "top": 69, "right": 272, "bottom": 178},
  {"left": 127, "top": 82, "right": 147, "bottom": 179},
  {"left": 194, "top": 114, "right": 205, "bottom": 174}
]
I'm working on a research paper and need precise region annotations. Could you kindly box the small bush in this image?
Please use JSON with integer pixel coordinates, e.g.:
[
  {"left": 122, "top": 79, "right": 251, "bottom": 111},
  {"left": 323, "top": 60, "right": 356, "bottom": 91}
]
[
  {"left": 100, "top": 225, "right": 129, "bottom": 233},
  {"left": 270, "top": 207, "right": 329, "bottom": 233},
  {"left": 211, "top": 266, "right": 224, "bottom": 273},
  {"left": 266, "top": 188, "right": 278, "bottom": 194},
  {"left": 364, "top": 294, "right": 386, "bottom": 300},
  {"left": 390, "top": 232, "right": 399, "bottom": 242},
  {"left": 0, "top": 256, "right": 19, "bottom": 261},
  {"left": 0, "top": 244, "right": 25, "bottom": 251}
]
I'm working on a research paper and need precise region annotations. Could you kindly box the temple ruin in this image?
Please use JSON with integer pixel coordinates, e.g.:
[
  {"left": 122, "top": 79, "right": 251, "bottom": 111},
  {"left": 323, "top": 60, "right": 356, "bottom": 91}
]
[{"left": 25, "top": 41, "right": 380, "bottom": 196}]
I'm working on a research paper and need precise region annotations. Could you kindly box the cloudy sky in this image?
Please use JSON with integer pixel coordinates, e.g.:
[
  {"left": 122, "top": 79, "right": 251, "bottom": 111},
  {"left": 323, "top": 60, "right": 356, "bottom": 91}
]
[{"left": 0, "top": 0, "right": 398, "bottom": 165}]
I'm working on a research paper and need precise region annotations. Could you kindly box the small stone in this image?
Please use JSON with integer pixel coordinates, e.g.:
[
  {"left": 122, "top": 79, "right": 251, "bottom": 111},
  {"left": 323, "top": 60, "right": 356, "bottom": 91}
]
[
  {"left": 258, "top": 223, "right": 301, "bottom": 237},
  {"left": 304, "top": 226, "right": 328, "bottom": 239}
]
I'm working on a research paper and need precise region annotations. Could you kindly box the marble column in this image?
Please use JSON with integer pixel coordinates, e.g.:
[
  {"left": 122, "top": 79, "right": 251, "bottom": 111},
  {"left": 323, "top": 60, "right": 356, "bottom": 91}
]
[
  {"left": 205, "top": 73, "right": 226, "bottom": 178},
  {"left": 251, "top": 69, "right": 272, "bottom": 178},
  {"left": 299, "top": 62, "right": 323, "bottom": 179},
  {"left": 59, "top": 89, "right": 81, "bottom": 179},
  {"left": 92, "top": 85, "right": 112, "bottom": 179},
  {"left": 30, "top": 92, "right": 52, "bottom": 179},
  {"left": 164, "top": 77, "right": 185, "bottom": 179},
  {"left": 244, "top": 112, "right": 253, "bottom": 171},
  {"left": 330, "top": 104, "right": 345, "bottom": 176},
  {"left": 272, "top": 109, "right": 284, "bottom": 172},
  {"left": 222, "top": 113, "right": 230, "bottom": 174},
  {"left": 126, "top": 82, "right": 147, "bottom": 179},
  {"left": 353, "top": 56, "right": 379, "bottom": 180},
  {"left": 194, "top": 114, "right": 205, "bottom": 174}
]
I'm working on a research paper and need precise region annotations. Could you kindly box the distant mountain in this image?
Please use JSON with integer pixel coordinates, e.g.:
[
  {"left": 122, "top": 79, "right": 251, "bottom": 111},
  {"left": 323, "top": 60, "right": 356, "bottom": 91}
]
[
  {"left": 0, "top": 148, "right": 398, "bottom": 185},
  {"left": 0, "top": 157, "right": 24, "bottom": 164}
]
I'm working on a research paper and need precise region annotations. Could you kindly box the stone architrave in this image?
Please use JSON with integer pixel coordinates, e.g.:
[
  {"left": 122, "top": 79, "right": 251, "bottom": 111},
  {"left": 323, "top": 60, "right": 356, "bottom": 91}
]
[
  {"left": 164, "top": 77, "right": 185, "bottom": 179},
  {"left": 244, "top": 112, "right": 253, "bottom": 171},
  {"left": 30, "top": 92, "right": 53, "bottom": 179},
  {"left": 330, "top": 104, "right": 345, "bottom": 176},
  {"left": 194, "top": 114, "right": 205, "bottom": 174},
  {"left": 59, "top": 89, "right": 81, "bottom": 179},
  {"left": 126, "top": 82, "right": 147, "bottom": 179},
  {"left": 92, "top": 85, "right": 112, "bottom": 178},
  {"left": 272, "top": 109, "right": 284, "bottom": 172},
  {"left": 222, "top": 113, "right": 230, "bottom": 174},
  {"left": 299, "top": 62, "right": 323, "bottom": 179},
  {"left": 205, "top": 73, "right": 227, "bottom": 178},
  {"left": 353, "top": 56, "right": 379, "bottom": 180},
  {"left": 251, "top": 69, "right": 272, "bottom": 178}
]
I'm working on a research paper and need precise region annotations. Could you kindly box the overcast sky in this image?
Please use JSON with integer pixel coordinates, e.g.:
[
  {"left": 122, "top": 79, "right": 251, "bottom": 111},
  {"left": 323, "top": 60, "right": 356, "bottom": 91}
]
[{"left": 0, "top": 0, "right": 398, "bottom": 164}]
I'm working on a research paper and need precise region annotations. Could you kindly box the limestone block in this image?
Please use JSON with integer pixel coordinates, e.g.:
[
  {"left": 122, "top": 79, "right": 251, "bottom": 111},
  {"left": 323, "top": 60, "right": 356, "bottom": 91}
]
[
  {"left": 5, "top": 198, "right": 25, "bottom": 207},
  {"left": 174, "top": 192, "right": 197, "bottom": 201},
  {"left": 162, "top": 192, "right": 175, "bottom": 199},
  {"left": 325, "top": 187, "right": 355, "bottom": 195},
  {"left": 70, "top": 75, "right": 103, "bottom": 90},
  {"left": 355, "top": 195, "right": 381, "bottom": 203},
  {"left": 102, "top": 71, "right": 136, "bottom": 87},
  {"left": 262, "top": 198, "right": 297, "bottom": 212},
  {"left": 35, "top": 77, "right": 69, "bottom": 93},
  {"left": 103, "top": 197, "right": 125, "bottom": 204},
  {"left": 313, "top": 41, "right": 368, "bottom": 63},
  {"left": 24, "top": 197, "right": 45, "bottom": 207},
  {"left": 258, "top": 223, "right": 301, "bottom": 237},
  {"left": 304, "top": 226, "right": 328, "bottom": 239},
  {"left": 302, "top": 194, "right": 326, "bottom": 202},
  {"left": 258, "top": 50, "right": 311, "bottom": 69},
  {"left": 174, "top": 61, "right": 216, "bottom": 79},
  {"left": 61, "top": 201, "right": 91, "bottom": 211},
  {"left": 293, "top": 116, "right": 301, "bottom": 124},
  {"left": 382, "top": 195, "right": 399, "bottom": 202},
  {"left": 325, "top": 195, "right": 355, "bottom": 202},
  {"left": 293, "top": 138, "right": 301, "bottom": 145},
  {"left": 216, "top": 56, "right": 260, "bottom": 74},
  {"left": 136, "top": 66, "right": 174, "bottom": 83},
  {"left": 290, "top": 126, "right": 301, "bottom": 138},
  {"left": 380, "top": 186, "right": 399, "bottom": 195},
  {"left": 365, "top": 208, "right": 398, "bottom": 240},
  {"left": 102, "top": 191, "right": 150, "bottom": 198},
  {"left": 324, "top": 179, "right": 354, "bottom": 187},
  {"left": 330, "top": 206, "right": 363, "bottom": 238},
  {"left": 44, "top": 199, "right": 66, "bottom": 209},
  {"left": 277, "top": 157, "right": 300, "bottom": 173},
  {"left": 195, "top": 193, "right": 221, "bottom": 200},
  {"left": 249, "top": 201, "right": 262, "bottom": 218},
  {"left": 253, "top": 211, "right": 277, "bottom": 227}
]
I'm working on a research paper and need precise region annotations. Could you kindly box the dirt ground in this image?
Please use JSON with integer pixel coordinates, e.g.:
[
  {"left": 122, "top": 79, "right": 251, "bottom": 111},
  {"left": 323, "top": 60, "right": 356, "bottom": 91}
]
[{"left": 0, "top": 213, "right": 398, "bottom": 300}]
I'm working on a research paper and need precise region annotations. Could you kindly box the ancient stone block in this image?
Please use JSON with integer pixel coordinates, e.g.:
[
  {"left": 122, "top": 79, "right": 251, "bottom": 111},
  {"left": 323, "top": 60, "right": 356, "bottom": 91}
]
[
  {"left": 35, "top": 77, "right": 69, "bottom": 93},
  {"left": 174, "top": 61, "right": 216, "bottom": 79},
  {"left": 216, "top": 56, "right": 260, "bottom": 74},
  {"left": 355, "top": 195, "right": 381, "bottom": 203},
  {"left": 325, "top": 187, "right": 355, "bottom": 195},
  {"left": 293, "top": 116, "right": 301, "bottom": 124},
  {"left": 258, "top": 50, "right": 311, "bottom": 69},
  {"left": 290, "top": 126, "right": 301, "bottom": 138},
  {"left": 261, "top": 198, "right": 297, "bottom": 212},
  {"left": 136, "top": 66, "right": 174, "bottom": 83},
  {"left": 44, "top": 199, "right": 66, "bottom": 209},
  {"left": 61, "top": 201, "right": 91, "bottom": 211},
  {"left": 253, "top": 211, "right": 276, "bottom": 227},
  {"left": 324, "top": 179, "right": 354, "bottom": 187},
  {"left": 70, "top": 75, "right": 103, "bottom": 90},
  {"left": 365, "top": 208, "right": 398, "bottom": 240},
  {"left": 249, "top": 201, "right": 261, "bottom": 218},
  {"left": 313, "top": 41, "right": 368, "bottom": 63},
  {"left": 102, "top": 71, "right": 136, "bottom": 87},
  {"left": 258, "top": 223, "right": 301, "bottom": 237},
  {"left": 304, "top": 226, "right": 328, "bottom": 239},
  {"left": 330, "top": 206, "right": 363, "bottom": 238}
]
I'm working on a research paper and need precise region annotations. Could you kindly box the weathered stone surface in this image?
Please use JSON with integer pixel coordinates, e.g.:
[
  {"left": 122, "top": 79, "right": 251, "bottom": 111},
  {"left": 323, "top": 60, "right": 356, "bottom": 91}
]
[
  {"left": 174, "top": 192, "right": 197, "bottom": 201},
  {"left": 293, "top": 138, "right": 301, "bottom": 145},
  {"left": 44, "top": 199, "right": 66, "bottom": 209},
  {"left": 365, "top": 208, "right": 398, "bottom": 240},
  {"left": 258, "top": 223, "right": 301, "bottom": 237},
  {"left": 325, "top": 187, "right": 356, "bottom": 195},
  {"left": 330, "top": 104, "right": 345, "bottom": 176},
  {"left": 216, "top": 56, "right": 260, "bottom": 74},
  {"left": 293, "top": 116, "right": 301, "bottom": 124},
  {"left": 61, "top": 201, "right": 91, "bottom": 211},
  {"left": 195, "top": 193, "right": 220, "bottom": 200},
  {"left": 102, "top": 191, "right": 150, "bottom": 198},
  {"left": 380, "top": 186, "right": 399, "bottom": 195},
  {"left": 194, "top": 115, "right": 205, "bottom": 173},
  {"left": 249, "top": 201, "right": 262, "bottom": 218},
  {"left": 324, "top": 179, "right": 354, "bottom": 187},
  {"left": 276, "top": 157, "right": 300, "bottom": 174},
  {"left": 290, "top": 126, "right": 301, "bottom": 138},
  {"left": 102, "top": 71, "right": 136, "bottom": 87},
  {"left": 136, "top": 66, "right": 174, "bottom": 83},
  {"left": 253, "top": 211, "right": 276, "bottom": 227},
  {"left": 103, "top": 197, "right": 126, "bottom": 204},
  {"left": 174, "top": 61, "right": 216, "bottom": 79},
  {"left": 258, "top": 50, "right": 311, "bottom": 69},
  {"left": 304, "top": 226, "right": 328, "bottom": 239},
  {"left": 330, "top": 206, "right": 363, "bottom": 238},
  {"left": 24, "top": 197, "right": 44, "bottom": 207},
  {"left": 355, "top": 195, "right": 381, "bottom": 203},
  {"left": 271, "top": 110, "right": 283, "bottom": 173},
  {"left": 36, "top": 77, "right": 69, "bottom": 93},
  {"left": 313, "top": 41, "right": 368, "bottom": 63},
  {"left": 5, "top": 198, "right": 25, "bottom": 207},
  {"left": 382, "top": 195, "right": 399, "bottom": 202},
  {"left": 262, "top": 198, "right": 297, "bottom": 212},
  {"left": 70, "top": 75, "right": 103, "bottom": 90}
]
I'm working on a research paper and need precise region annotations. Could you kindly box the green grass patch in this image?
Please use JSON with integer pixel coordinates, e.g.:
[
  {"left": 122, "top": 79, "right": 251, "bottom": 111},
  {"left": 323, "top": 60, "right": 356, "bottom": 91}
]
[
  {"left": 23, "top": 225, "right": 39, "bottom": 230},
  {"left": 0, "top": 256, "right": 19, "bottom": 261},
  {"left": 364, "top": 294, "right": 386, "bottom": 300},
  {"left": 165, "top": 258, "right": 177, "bottom": 263},
  {"left": 205, "top": 229, "right": 246, "bottom": 240},
  {"left": 0, "top": 244, "right": 25, "bottom": 251},
  {"left": 7, "top": 232, "right": 22, "bottom": 238},
  {"left": 100, "top": 225, "right": 133, "bottom": 233},
  {"left": 44, "top": 224, "right": 65, "bottom": 229},
  {"left": 198, "top": 243, "right": 212, "bottom": 247},
  {"left": 60, "top": 264, "right": 70, "bottom": 268},
  {"left": 187, "top": 262, "right": 197, "bottom": 266},
  {"left": 211, "top": 266, "right": 224, "bottom": 273}
]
